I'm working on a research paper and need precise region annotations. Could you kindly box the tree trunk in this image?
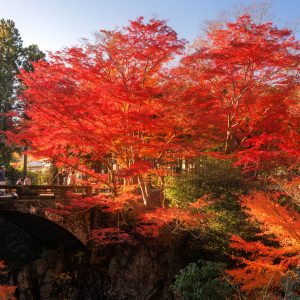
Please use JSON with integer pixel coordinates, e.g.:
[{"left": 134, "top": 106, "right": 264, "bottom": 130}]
[{"left": 138, "top": 175, "right": 149, "bottom": 206}]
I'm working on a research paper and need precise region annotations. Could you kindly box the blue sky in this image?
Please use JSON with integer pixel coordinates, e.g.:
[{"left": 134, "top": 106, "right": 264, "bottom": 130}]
[{"left": 0, "top": 0, "right": 299, "bottom": 52}]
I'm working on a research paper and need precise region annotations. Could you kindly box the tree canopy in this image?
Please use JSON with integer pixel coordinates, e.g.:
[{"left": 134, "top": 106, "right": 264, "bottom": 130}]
[{"left": 4, "top": 14, "right": 300, "bottom": 299}]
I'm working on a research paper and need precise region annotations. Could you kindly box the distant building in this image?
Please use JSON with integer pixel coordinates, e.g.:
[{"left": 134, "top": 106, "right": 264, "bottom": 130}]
[
  {"left": 10, "top": 153, "right": 52, "bottom": 173},
  {"left": 27, "top": 158, "right": 52, "bottom": 172}
]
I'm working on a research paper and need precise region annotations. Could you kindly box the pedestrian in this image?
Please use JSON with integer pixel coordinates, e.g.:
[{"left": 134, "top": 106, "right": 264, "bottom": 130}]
[
  {"left": 16, "top": 178, "right": 24, "bottom": 185},
  {"left": 16, "top": 178, "right": 24, "bottom": 198},
  {"left": 62, "top": 169, "right": 68, "bottom": 185},
  {"left": 67, "top": 170, "right": 77, "bottom": 185},
  {"left": 0, "top": 166, "right": 5, "bottom": 183},
  {"left": 56, "top": 171, "right": 64, "bottom": 185},
  {"left": 24, "top": 176, "right": 32, "bottom": 185}
]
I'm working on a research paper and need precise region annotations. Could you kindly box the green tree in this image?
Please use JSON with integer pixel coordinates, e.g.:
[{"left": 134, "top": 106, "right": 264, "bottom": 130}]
[
  {"left": 0, "top": 19, "right": 45, "bottom": 165},
  {"left": 22, "top": 44, "right": 45, "bottom": 72}
]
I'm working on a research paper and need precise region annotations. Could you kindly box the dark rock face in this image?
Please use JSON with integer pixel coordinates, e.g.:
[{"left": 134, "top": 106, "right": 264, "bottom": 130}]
[
  {"left": 17, "top": 251, "right": 64, "bottom": 300},
  {"left": 14, "top": 238, "right": 189, "bottom": 300},
  {"left": 107, "top": 244, "right": 181, "bottom": 299},
  {"left": 109, "top": 246, "right": 161, "bottom": 298}
]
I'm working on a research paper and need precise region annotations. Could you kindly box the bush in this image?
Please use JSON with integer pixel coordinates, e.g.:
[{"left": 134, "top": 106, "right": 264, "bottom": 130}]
[
  {"left": 27, "top": 169, "right": 54, "bottom": 185},
  {"left": 172, "top": 260, "right": 234, "bottom": 300},
  {"left": 165, "top": 156, "right": 254, "bottom": 255}
]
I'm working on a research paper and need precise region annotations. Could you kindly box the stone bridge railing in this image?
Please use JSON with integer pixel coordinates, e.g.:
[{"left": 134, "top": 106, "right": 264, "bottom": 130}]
[{"left": 0, "top": 184, "right": 93, "bottom": 200}]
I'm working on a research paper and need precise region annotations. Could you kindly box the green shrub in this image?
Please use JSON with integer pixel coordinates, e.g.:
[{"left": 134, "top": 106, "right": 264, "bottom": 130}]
[
  {"left": 172, "top": 260, "right": 234, "bottom": 300},
  {"left": 165, "top": 156, "right": 254, "bottom": 254},
  {"left": 28, "top": 169, "right": 54, "bottom": 185}
]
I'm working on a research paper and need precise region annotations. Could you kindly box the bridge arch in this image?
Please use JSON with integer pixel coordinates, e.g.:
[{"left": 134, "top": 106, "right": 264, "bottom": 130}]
[
  {"left": 0, "top": 210, "right": 85, "bottom": 248},
  {"left": 0, "top": 185, "right": 95, "bottom": 247}
]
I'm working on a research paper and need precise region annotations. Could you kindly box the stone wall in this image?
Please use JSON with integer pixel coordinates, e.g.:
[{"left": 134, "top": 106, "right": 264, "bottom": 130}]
[{"left": 15, "top": 235, "right": 191, "bottom": 300}]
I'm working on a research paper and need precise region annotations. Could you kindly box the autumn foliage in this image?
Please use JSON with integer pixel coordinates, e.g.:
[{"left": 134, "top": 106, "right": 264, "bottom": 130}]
[
  {"left": 9, "top": 17, "right": 189, "bottom": 204},
  {"left": 5, "top": 14, "right": 300, "bottom": 298},
  {"left": 228, "top": 192, "right": 300, "bottom": 296},
  {"left": 7, "top": 15, "right": 299, "bottom": 195},
  {"left": 179, "top": 15, "right": 300, "bottom": 171}
]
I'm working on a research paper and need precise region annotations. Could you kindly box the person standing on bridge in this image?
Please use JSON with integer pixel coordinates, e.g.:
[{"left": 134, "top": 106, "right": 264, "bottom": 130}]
[
  {"left": 16, "top": 178, "right": 24, "bottom": 185},
  {"left": 16, "top": 178, "right": 24, "bottom": 198},
  {"left": 0, "top": 166, "right": 5, "bottom": 184},
  {"left": 56, "top": 171, "right": 64, "bottom": 185},
  {"left": 24, "top": 176, "right": 32, "bottom": 185},
  {"left": 62, "top": 169, "right": 68, "bottom": 185},
  {"left": 67, "top": 170, "right": 77, "bottom": 185}
]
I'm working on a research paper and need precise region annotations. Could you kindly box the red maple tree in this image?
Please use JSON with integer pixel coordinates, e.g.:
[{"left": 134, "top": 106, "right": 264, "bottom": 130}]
[
  {"left": 179, "top": 15, "right": 300, "bottom": 172},
  {"left": 9, "top": 17, "right": 187, "bottom": 204}
]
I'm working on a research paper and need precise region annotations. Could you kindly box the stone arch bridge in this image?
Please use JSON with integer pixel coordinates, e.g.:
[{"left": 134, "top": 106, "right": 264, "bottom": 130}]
[{"left": 0, "top": 185, "right": 96, "bottom": 248}]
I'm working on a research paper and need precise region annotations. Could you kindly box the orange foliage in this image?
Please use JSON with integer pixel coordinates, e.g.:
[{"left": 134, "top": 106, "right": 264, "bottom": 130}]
[
  {"left": 189, "top": 196, "right": 210, "bottom": 209},
  {"left": 96, "top": 193, "right": 142, "bottom": 213},
  {"left": 228, "top": 236, "right": 298, "bottom": 293},
  {"left": 137, "top": 207, "right": 206, "bottom": 237},
  {"left": 228, "top": 192, "right": 300, "bottom": 294},
  {"left": 242, "top": 192, "right": 300, "bottom": 247}
]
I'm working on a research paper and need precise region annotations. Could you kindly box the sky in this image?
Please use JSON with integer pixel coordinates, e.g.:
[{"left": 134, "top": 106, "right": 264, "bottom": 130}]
[{"left": 0, "top": 0, "right": 299, "bottom": 53}]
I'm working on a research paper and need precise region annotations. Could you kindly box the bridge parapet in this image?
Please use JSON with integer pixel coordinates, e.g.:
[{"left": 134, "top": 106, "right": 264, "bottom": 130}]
[{"left": 0, "top": 185, "right": 92, "bottom": 200}]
